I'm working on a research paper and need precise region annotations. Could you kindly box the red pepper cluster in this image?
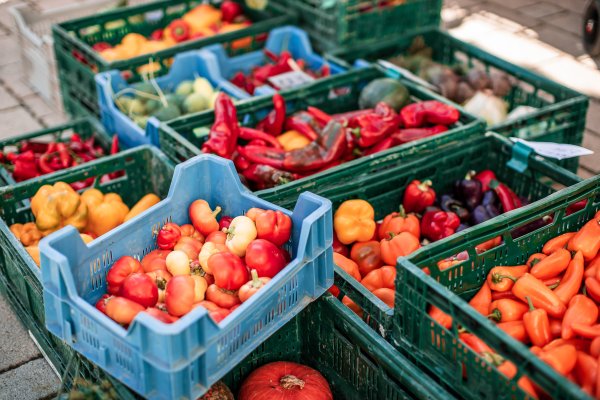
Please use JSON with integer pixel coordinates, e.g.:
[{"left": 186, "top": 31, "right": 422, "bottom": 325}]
[
  {"left": 202, "top": 93, "right": 460, "bottom": 190},
  {"left": 1, "top": 134, "right": 118, "bottom": 186},
  {"left": 230, "top": 50, "right": 331, "bottom": 94}
]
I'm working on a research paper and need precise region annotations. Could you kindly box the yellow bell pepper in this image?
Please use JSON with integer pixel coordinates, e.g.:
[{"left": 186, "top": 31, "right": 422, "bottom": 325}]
[
  {"left": 81, "top": 189, "right": 130, "bottom": 237},
  {"left": 183, "top": 4, "right": 222, "bottom": 35},
  {"left": 334, "top": 200, "right": 376, "bottom": 245},
  {"left": 277, "top": 130, "right": 311, "bottom": 151},
  {"left": 31, "top": 182, "right": 87, "bottom": 233}
]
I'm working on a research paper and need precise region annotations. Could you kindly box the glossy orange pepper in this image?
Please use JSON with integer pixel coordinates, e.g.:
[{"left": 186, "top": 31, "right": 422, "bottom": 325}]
[
  {"left": 437, "top": 258, "right": 460, "bottom": 271},
  {"left": 496, "top": 360, "right": 539, "bottom": 400},
  {"left": 512, "top": 273, "right": 566, "bottom": 319},
  {"left": 544, "top": 338, "right": 591, "bottom": 353},
  {"left": 562, "top": 294, "right": 598, "bottom": 340},
  {"left": 468, "top": 282, "right": 492, "bottom": 316},
  {"left": 334, "top": 199, "right": 376, "bottom": 245},
  {"left": 523, "top": 296, "right": 552, "bottom": 347},
  {"left": 488, "top": 298, "right": 528, "bottom": 323},
  {"left": 549, "top": 318, "right": 562, "bottom": 338},
  {"left": 459, "top": 332, "right": 493, "bottom": 354},
  {"left": 361, "top": 266, "right": 395, "bottom": 292},
  {"left": 378, "top": 206, "right": 420, "bottom": 240},
  {"left": 575, "top": 351, "right": 598, "bottom": 396},
  {"left": 380, "top": 232, "right": 420, "bottom": 266},
  {"left": 542, "top": 232, "right": 576, "bottom": 255},
  {"left": 585, "top": 277, "right": 600, "bottom": 303},
  {"left": 429, "top": 305, "right": 452, "bottom": 330},
  {"left": 372, "top": 287, "right": 394, "bottom": 308},
  {"left": 590, "top": 337, "right": 600, "bottom": 357},
  {"left": 491, "top": 291, "right": 519, "bottom": 301},
  {"left": 539, "top": 344, "right": 577, "bottom": 376},
  {"left": 571, "top": 323, "right": 600, "bottom": 339},
  {"left": 342, "top": 295, "right": 362, "bottom": 317},
  {"left": 530, "top": 248, "right": 571, "bottom": 280},
  {"left": 497, "top": 321, "right": 529, "bottom": 343},
  {"left": 350, "top": 241, "right": 383, "bottom": 277},
  {"left": 526, "top": 253, "right": 547, "bottom": 268},
  {"left": 568, "top": 215, "right": 600, "bottom": 262},
  {"left": 585, "top": 265, "right": 598, "bottom": 279},
  {"left": 590, "top": 254, "right": 600, "bottom": 278},
  {"left": 333, "top": 252, "right": 361, "bottom": 282},
  {"left": 189, "top": 199, "right": 221, "bottom": 237},
  {"left": 486, "top": 265, "right": 529, "bottom": 292},
  {"left": 475, "top": 236, "right": 502, "bottom": 254},
  {"left": 554, "top": 251, "right": 584, "bottom": 304}
]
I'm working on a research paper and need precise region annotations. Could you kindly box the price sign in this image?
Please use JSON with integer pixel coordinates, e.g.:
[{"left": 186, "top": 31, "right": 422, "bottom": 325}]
[
  {"left": 511, "top": 138, "right": 594, "bottom": 160},
  {"left": 268, "top": 70, "right": 315, "bottom": 90}
]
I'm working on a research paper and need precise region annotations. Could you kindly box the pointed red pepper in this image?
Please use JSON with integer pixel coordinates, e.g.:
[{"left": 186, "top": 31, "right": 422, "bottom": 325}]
[
  {"left": 256, "top": 93, "right": 286, "bottom": 136},
  {"left": 203, "top": 93, "right": 240, "bottom": 159}
]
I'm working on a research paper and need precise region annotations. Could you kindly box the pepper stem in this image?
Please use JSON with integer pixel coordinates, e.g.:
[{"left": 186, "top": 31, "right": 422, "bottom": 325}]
[
  {"left": 491, "top": 273, "right": 518, "bottom": 284},
  {"left": 547, "top": 282, "right": 560, "bottom": 290},
  {"left": 418, "top": 180, "right": 432, "bottom": 191},
  {"left": 465, "top": 170, "right": 476, "bottom": 180},
  {"left": 280, "top": 375, "right": 305, "bottom": 390},
  {"left": 212, "top": 206, "right": 222, "bottom": 218},
  {"left": 526, "top": 296, "right": 535, "bottom": 311},
  {"left": 489, "top": 179, "right": 500, "bottom": 190},
  {"left": 487, "top": 309, "right": 501, "bottom": 322},
  {"left": 250, "top": 269, "right": 263, "bottom": 288},
  {"left": 399, "top": 205, "right": 407, "bottom": 217}
]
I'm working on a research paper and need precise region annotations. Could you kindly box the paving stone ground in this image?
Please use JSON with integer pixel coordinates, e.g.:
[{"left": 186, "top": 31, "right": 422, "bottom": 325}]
[{"left": 0, "top": 0, "right": 599, "bottom": 398}]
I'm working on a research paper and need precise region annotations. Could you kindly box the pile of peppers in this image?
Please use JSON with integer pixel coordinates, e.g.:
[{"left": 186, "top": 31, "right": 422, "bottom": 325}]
[
  {"left": 328, "top": 169, "right": 530, "bottom": 315},
  {"left": 230, "top": 50, "right": 331, "bottom": 94},
  {"left": 202, "top": 92, "right": 460, "bottom": 190},
  {"left": 0, "top": 134, "right": 119, "bottom": 188},
  {"left": 431, "top": 211, "right": 600, "bottom": 399}
]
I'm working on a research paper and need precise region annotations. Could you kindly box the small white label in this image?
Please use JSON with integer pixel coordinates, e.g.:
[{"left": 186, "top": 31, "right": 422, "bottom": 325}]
[
  {"left": 511, "top": 138, "right": 594, "bottom": 160},
  {"left": 268, "top": 70, "right": 315, "bottom": 90}
]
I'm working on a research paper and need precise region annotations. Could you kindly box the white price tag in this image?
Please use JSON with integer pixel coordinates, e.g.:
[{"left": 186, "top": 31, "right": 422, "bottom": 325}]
[
  {"left": 268, "top": 70, "right": 315, "bottom": 90},
  {"left": 511, "top": 138, "right": 594, "bottom": 160}
]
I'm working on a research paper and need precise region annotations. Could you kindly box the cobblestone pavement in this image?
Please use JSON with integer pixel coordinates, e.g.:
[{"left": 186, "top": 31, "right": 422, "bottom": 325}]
[{"left": 0, "top": 0, "right": 598, "bottom": 398}]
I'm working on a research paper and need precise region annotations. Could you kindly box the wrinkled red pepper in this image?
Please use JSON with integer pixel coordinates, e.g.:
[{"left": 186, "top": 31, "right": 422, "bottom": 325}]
[
  {"left": 240, "top": 120, "right": 347, "bottom": 173},
  {"left": 474, "top": 169, "right": 497, "bottom": 192},
  {"left": 283, "top": 111, "right": 319, "bottom": 141},
  {"left": 364, "top": 136, "right": 395, "bottom": 156},
  {"left": 239, "top": 127, "right": 283, "bottom": 149},
  {"left": 490, "top": 180, "right": 522, "bottom": 212},
  {"left": 56, "top": 143, "right": 71, "bottom": 168},
  {"left": 38, "top": 153, "right": 56, "bottom": 174},
  {"left": 403, "top": 179, "right": 436, "bottom": 213},
  {"left": 392, "top": 125, "right": 448, "bottom": 144},
  {"left": 203, "top": 93, "right": 240, "bottom": 159},
  {"left": 307, "top": 106, "right": 332, "bottom": 127},
  {"left": 233, "top": 147, "right": 251, "bottom": 171},
  {"left": 19, "top": 141, "right": 48, "bottom": 154},
  {"left": 352, "top": 102, "right": 401, "bottom": 148},
  {"left": 333, "top": 109, "right": 372, "bottom": 127},
  {"left": 401, "top": 101, "right": 459, "bottom": 128},
  {"left": 241, "top": 163, "right": 300, "bottom": 188},
  {"left": 256, "top": 93, "right": 286, "bottom": 136},
  {"left": 421, "top": 210, "right": 460, "bottom": 241}
]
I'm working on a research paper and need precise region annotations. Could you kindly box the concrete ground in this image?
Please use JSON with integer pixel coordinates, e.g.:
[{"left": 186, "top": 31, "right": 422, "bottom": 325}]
[{"left": 0, "top": 0, "right": 598, "bottom": 398}]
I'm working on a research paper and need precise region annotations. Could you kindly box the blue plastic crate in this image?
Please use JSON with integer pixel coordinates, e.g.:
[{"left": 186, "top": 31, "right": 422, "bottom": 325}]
[
  {"left": 198, "top": 25, "right": 346, "bottom": 97},
  {"left": 39, "top": 154, "right": 333, "bottom": 400},
  {"left": 95, "top": 51, "right": 251, "bottom": 149}
]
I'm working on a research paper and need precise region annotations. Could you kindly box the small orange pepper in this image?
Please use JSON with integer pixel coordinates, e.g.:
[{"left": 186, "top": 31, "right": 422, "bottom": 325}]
[
  {"left": 539, "top": 344, "right": 577, "bottom": 376},
  {"left": 542, "top": 232, "right": 576, "bottom": 255},
  {"left": 562, "top": 294, "right": 598, "bottom": 340},
  {"left": 496, "top": 360, "right": 539, "bottom": 399},
  {"left": 523, "top": 296, "right": 552, "bottom": 347},
  {"left": 497, "top": 321, "right": 529, "bottom": 343},
  {"left": 526, "top": 253, "right": 547, "bottom": 268},
  {"left": 590, "top": 337, "right": 600, "bottom": 357},
  {"left": 568, "top": 214, "right": 600, "bottom": 261},
  {"left": 586, "top": 277, "right": 600, "bottom": 303},
  {"left": 468, "top": 282, "right": 492, "bottom": 316},
  {"left": 380, "top": 232, "right": 420, "bottom": 266},
  {"left": 553, "top": 251, "right": 584, "bottom": 304},
  {"left": 530, "top": 248, "right": 571, "bottom": 280},
  {"left": 574, "top": 351, "right": 597, "bottom": 396},
  {"left": 488, "top": 298, "right": 528, "bottom": 323},
  {"left": 350, "top": 241, "right": 383, "bottom": 277},
  {"left": 512, "top": 274, "right": 566, "bottom": 319},
  {"left": 378, "top": 206, "right": 420, "bottom": 240},
  {"left": 361, "top": 266, "right": 395, "bottom": 292},
  {"left": 429, "top": 305, "right": 452, "bottom": 330},
  {"left": 486, "top": 265, "right": 529, "bottom": 292}
]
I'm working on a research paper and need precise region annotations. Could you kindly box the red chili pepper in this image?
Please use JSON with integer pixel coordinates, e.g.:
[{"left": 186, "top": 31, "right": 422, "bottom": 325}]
[
  {"left": 55, "top": 143, "right": 72, "bottom": 168},
  {"left": 240, "top": 120, "right": 347, "bottom": 173},
  {"left": 283, "top": 112, "right": 319, "bottom": 141},
  {"left": 490, "top": 180, "right": 521, "bottom": 212},
  {"left": 421, "top": 210, "right": 460, "bottom": 242},
  {"left": 166, "top": 19, "right": 190, "bottom": 42},
  {"left": 307, "top": 106, "right": 333, "bottom": 126},
  {"left": 352, "top": 102, "right": 401, "bottom": 148},
  {"left": 202, "top": 93, "right": 240, "bottom": 159},
  {"left": 403, "top": 179, "right": 436, "bottom": 213},
  {"left": 240, "top": 127, "right": 283, "bottom": 149},
  {"left": 110, "top": 135, "right": 119, "bottom": 155},
  {"left": 256, "top": 94, "right": 286, "bottom": 136},
  {"left": 474, "top": 170, "right": 498, "bottom": 192},
  {"left": 392, "top": 125, "right": 448, "bottom": 144}
]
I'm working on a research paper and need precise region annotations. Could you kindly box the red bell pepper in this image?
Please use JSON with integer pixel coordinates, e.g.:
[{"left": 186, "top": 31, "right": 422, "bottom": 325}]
[
  {"left": 157, "top": 223, "right": 182, "bottom": 250},
  {"left": 166, "top": 19, "right": 190, "bottom": 42},
  {"left": 254, "top": 209, "right": 292, "bottom": 246},
  {"left": 11, "top": 151, "right": 39, "bottom": 181},
  {"left": 402, "top": 179, "right": 436, "bottom": 213},
  {"left": 352, "top": 102, "right": 401, "bottom": 148},
  {"left": 220, "top": 0, "right": 243, "bottom": 23},
  {"left": 421, "top": 210, "right": 460, "bottom": 241}
]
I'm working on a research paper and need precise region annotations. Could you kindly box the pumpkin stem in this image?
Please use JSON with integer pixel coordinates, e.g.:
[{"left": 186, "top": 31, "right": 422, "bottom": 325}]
[{"left": 280, "top": 375, "right": 305, "bottom": 390}]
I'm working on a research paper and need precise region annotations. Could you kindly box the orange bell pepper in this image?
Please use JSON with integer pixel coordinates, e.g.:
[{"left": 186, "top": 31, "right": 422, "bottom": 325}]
[
  {"left": 380, "top": 232, "right": 420, "bottom": 266},
  {"left": 526, "top": 253, "right": 547, "bottom": 268},
  {"left": 372, "top": 287, "right": 394, "bottom": 308},
  {"left": 539, "top": 344, "right": 577, "bottom": 376},
  {"left": 333, "top": 252, "right": 361, "bottom": 282},
  {"left": 361, "top": 266, "right": 395, "bottom": 292},
  {"left": 497, "top": 321, "right": 529, "bottom": 343},
  {"left": 530, "top": 248, "right": 571, "bottom": 280},
  {"left": 486, "top": 265, "right": 528, "bottom": 292},
  {"left": 334, "top": 200, "right": 376, "bottom": 245},
  {"left": 512, "top": 273, "right": 566, "bottom": 319},
  {"left": 342, "top": 295, "right": 362, "bottom": 317},
  {"left": 542, "top": 232, "right": 576, "bottom": 255},
  {"left": 523, "top": 296, "right": 552, "bottom": 347},
  {"left": 554, "top": 251, "right": 584, "bottom": 304},
  {"left": 568, "top": 214, "right": 600, "bottom": 262},
  {"left": 378, "top": 206, "right": 420, "bottom": 240},
  {"left": 562, "top": 294, "right": 598, "bottom": 340},
  {"left": 350, "top": 241, "right": 383, "bottom": 277},
  {"left": 468, "top": 282, "right": 492, "bottom": 316},
  {"left": 488, "top": 298, "right": 528, "bottom": 323}
]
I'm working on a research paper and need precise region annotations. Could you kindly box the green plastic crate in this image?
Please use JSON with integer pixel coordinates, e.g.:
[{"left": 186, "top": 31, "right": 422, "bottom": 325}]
[
  {"left": 328, "top": 29, "right": 589, "bottom": 172},
  {"left": 220, "top": 293, "right": 456, "bottom": 400},
  {"left": 0, "top": 117, "right": 112, "bottom": 187},
  {"left": 159, "top": 66, "right": 484, "bottom": 189},
  {"left": 0, "top": 146, "right": 174, "bottom": 326},
  {"left": 309, "top": 133, "right": 582, "bottom": 339},
  {"left": 52, "top": 0, "right": 294, "bottom": 117},
  {"left": 0, "top": 273, "right": 135, "bottom": 400},
  {"left": 289, "top": 0, "right": 442, "bottom": 51},
  {"left": 392, "top": 175, "right": 600, "bottom": 400}
]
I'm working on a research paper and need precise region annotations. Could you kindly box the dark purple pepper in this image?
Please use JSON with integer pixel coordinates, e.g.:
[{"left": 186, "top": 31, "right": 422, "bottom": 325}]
[
  {"left": 440, "top": 194, "right": 470, "bottom": 222},
  {"left": 455, "top": 170, "right": 483, "bottom": 210},
  {"left": 481, "top": 190, "right": 499, "bottom": 207},
  {"left": 456, "top": 223, "right": 471, "bottom": 232},
  {"left": 511, "top": 215, "right": 553, "bottom": 239},
  {"left": 470, "top": 203, "right": 501, "bottom": 225}
]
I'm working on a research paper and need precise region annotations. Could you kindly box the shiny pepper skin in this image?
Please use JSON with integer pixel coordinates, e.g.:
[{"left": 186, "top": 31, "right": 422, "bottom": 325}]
[{"left": 420, "top": 210, "right": 460, "bottom": 242}]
